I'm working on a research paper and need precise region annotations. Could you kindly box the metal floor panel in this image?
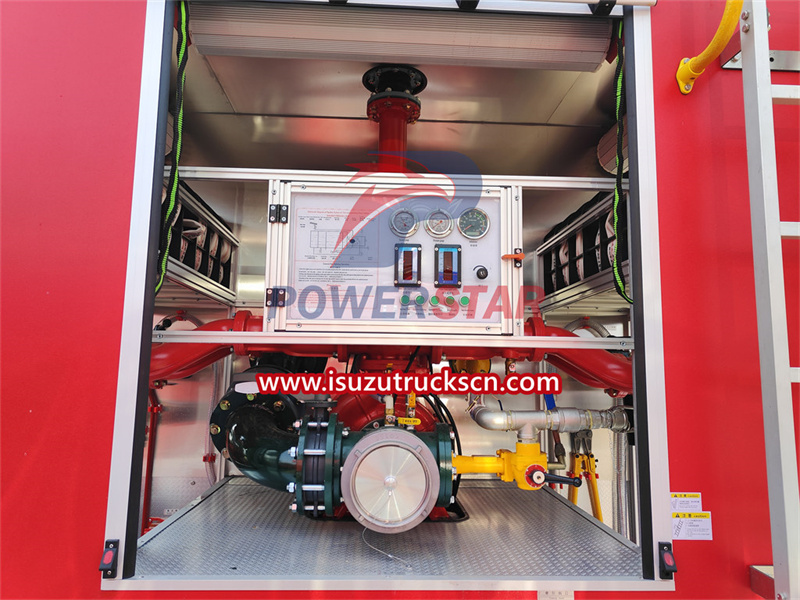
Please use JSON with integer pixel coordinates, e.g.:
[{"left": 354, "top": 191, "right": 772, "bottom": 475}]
[{"left": 135, "top": 477, "right": 641, "bottom": 583}]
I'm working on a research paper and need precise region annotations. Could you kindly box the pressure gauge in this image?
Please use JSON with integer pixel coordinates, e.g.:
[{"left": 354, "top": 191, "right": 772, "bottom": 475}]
[
  {"left": 423, "top": 209, "right": 453, "bottom": 238},
  {"left": 457, "top": 208, "right": 490, "bottom": 240},
  {"left": 389, "top": 209, "right": 418, "bottom": 237}
]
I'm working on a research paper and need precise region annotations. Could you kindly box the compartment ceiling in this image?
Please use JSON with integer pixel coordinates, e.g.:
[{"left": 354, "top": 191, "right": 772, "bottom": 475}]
[{"left": 176, "top": 2, "right": 620, "bottom": 177}]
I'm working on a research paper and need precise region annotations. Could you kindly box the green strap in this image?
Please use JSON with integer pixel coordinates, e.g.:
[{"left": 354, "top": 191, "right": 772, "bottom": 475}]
[
  {"left": 612, "top": 20, "right": 633, "bottom": 305},
  {"left": 156, "top": 1, "right": 189, "bottom": 295}
]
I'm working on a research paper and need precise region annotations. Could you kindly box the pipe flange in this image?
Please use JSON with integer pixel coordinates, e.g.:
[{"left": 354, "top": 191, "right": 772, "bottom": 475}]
[
  {"left": 341, "top": 427, "right": 439, "bottom": 534},
  {"left": 362, "top": 64, "right": 427, "bottom": 95},
  {"left": 366, "top": 93, "right": 421, "bottom": 124}
]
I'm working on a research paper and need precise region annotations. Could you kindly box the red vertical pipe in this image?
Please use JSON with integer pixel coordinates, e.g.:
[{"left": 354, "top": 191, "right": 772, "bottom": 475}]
[
  {"left": 141, "top": 389, "right": 162, "bottom": 535},
  {"left": 377, "top": 106, "right": 409, "bottom": 172}
]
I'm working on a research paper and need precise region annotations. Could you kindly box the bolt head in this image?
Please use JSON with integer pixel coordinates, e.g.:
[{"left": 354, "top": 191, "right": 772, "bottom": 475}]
[
  {"left": 742, "top": 23, "right": 750, "bottom": 33},
  {"left": 293, "top": 420, "right": 302, "bottom": 429},
  {"left": 342, "top": 429, "right": 350, "bottom": 437},
  {"left": 684, "top": 84, "right": 691, "bottom": 91},
  {"left": 290, "top": 503, "right": 298, "bottom": 513},
  {"left": 209, "top": 424, "right": 221, "bottom": 435},
  {"left": 449, "top": 496, "right": 455, "bottom": 505},
  {"left": 289, "top": 446, "right": 297, "bottom": 458},
  {"left": 286, "top": 482, "right": 296, "bottom": 493},
  {"left": 449, "top": 431, "right": 455, "bottom": 440},
  {"left": 741, "top": 10, "right": 749, "bottom": 19},
  {"left": 220, "top": 400, "right": 231, "bottom": 411}
]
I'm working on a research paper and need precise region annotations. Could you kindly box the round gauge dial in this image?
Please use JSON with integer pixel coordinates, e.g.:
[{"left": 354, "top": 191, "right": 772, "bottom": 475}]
[
  {"left": 457, "top": 208, "right": 490, "bottom": 240},
  {"left": 389, "top": 209, "right": 418, "bottom": 237},
  {"left": 423, "top": 209, "right": 453, "bottom": 238}
]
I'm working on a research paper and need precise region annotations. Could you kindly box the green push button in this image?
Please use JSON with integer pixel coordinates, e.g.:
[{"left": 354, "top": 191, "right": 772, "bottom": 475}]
[
  {"left": 400, "top": 295, "right": 410, "bottom": 305},
  {"left": 415, "top": 295, "right": 426, "bottom": 305},
  {"left": 445, "top": 296, "right": 455, "bottom": 306},
  {"left": 430, "top": 296, "right": 440, "bottom": 306},
  {"left": 459, "top": 296, "right": 470, "bottom": 306}
]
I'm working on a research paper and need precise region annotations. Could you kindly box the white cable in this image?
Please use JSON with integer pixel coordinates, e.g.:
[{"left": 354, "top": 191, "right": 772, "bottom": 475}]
[{"left": 361, "top": 528, "right": 413, "bottom": 570}]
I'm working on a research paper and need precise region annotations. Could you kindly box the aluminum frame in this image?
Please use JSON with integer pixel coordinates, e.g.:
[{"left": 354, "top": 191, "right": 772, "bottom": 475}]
[
  {"left": 622, "top": 5, "right": 672, "bottom": 581},
  {"left": 103, "top": 1, "right": 672, "bottom": 592},
  {"left": 271, "top": 182, "right": 516, "bottom": 336}
]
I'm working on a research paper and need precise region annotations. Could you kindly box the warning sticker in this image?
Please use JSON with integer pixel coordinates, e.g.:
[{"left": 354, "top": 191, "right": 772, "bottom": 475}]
[
  {"left": 670, "top": 492, "right": 702, "bottom": 511},
  {"left": 672, "top": 511, "right": 713, "bottom": 540}
]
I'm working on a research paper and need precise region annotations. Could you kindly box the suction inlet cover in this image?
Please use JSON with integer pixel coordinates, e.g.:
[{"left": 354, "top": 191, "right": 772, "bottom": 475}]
[{"left": 341, "top": 428, "right": 439, "bottom": 534}]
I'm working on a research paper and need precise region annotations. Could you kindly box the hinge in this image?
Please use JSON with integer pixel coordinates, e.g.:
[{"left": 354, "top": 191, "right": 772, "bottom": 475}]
[
  {"left": 589, "top": 0, "right": 615, "bottom": 16},
  {"left": 266, "top": 287, "right": 287, "bottom": 308},
  {"left": 268, "top": 204, "right": 289, "bottom": 224},
  {"left": 99, "top": 539, "right": 119, "bottom": 579}
]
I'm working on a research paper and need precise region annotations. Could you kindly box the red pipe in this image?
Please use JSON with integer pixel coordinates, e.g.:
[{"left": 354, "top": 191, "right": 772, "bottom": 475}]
[
  {"left": 529, "top": 317, "right": 633, "bottom": 395},
  {"left": 367, "top": 96, "right": 419, "bottom": 172},
  {"left": 141, "top": 390, "right": 162, "bottom": 535},
  {"left": 149, "top": 312, "right": 632, "bottom": 395},
  {"left": 377, "top": 105, "right": 409, "bottom": 171}
]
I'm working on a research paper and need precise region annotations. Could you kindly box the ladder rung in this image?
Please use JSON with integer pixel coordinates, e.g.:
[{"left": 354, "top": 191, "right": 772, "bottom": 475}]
[
  {"left": 772, "top": 84, "right": 800, "bottom": 105},
  {"left": 780, "top": 222, "right": 800, "bottom": 239},
  {"left": 791, "top": 368, "right": 800, "bottom": 384}
]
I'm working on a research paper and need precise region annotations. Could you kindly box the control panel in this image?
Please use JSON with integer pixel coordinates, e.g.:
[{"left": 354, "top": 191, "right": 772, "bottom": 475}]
[{"left": 268, "top": 180, "right": 521, "bottom": 334}]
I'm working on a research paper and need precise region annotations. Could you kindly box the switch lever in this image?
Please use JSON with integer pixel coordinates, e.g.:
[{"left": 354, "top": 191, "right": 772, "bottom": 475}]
[{"left": 543, "top": 473, "right": 582, "bottom": 487}]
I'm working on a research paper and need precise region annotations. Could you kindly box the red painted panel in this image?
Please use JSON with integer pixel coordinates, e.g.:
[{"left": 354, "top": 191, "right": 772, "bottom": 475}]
[
  {"left": 587, "top": 1, "right": 799, "bottom": 599},
  {"left": 0, "top": 1, "right": 797, "bottom": 599},
  {"left": 0, "top": 1, "right": 144, "bottom": 598}
]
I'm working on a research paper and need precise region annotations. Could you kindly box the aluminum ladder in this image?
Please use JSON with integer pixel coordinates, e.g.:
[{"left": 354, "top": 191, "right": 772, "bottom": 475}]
[{"left": 738, "top": 1, "right": 800, "bottom": 598}]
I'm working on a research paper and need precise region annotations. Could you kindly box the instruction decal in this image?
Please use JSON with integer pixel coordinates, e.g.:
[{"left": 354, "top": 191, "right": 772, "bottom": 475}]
[
  {"left": 672, "top": 511, "right": 712, "bottom": 540},
  {"left": 670, "top": 492, "right": 702, "bottom": 511}
]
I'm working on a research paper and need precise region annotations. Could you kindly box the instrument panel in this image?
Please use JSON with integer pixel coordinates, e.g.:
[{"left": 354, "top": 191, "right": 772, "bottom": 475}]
[{"left": 281, "top": 182, "right": 517, "bottom": 333}]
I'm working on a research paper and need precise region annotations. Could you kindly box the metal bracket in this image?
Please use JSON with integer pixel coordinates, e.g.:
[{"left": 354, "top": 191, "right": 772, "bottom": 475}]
[
  {"left": 658, "top": 541, "right": 678, "bottom": 580},
  {"left": 720, "top": 33, "right": 800, "bottom": 71},
  {"left": 268, "top": 204, "right": 289, "bottom": 224},
  {"left": 589, "top": 1, "right": 616, "bottom": 16},
  {"left": 98, "top": 539, "right": 119, "bottom": 579},
  {"left": 456, "top": 0, "right": 479, "bottom": 10},
  {"left": 511, "top": 248, "right": 523, "bottom": 268},
  {"left": 266, "top": 287, "right": 287, "bottom": 308}
]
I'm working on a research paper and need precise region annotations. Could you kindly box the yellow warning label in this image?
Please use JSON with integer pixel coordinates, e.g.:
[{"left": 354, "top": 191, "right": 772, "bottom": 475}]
[
  {"left": 672, "top": 512, "right": 710, "bottom": 519},
  {"left": 398, "top": 417, "right": 422, "bottom": 426},
  {"left": 671, "top": 493, "right": 700, "bottom": 498}
]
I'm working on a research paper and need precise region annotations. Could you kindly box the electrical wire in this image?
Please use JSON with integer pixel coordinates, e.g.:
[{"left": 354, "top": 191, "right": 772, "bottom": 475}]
[
  {"left": 612, "top": 20, "right": 634, "bottom": 304},
  {"left": 404, "top": 346, "right": 421, "bottom": 373},
  {"left": 156, "top": 1, "right": 190, "bottom": 295}
]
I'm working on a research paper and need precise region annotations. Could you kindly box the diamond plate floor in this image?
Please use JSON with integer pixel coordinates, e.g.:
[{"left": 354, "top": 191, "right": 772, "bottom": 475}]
[{"left": 135, "top": 477, "right": 641, "bottom": 582}]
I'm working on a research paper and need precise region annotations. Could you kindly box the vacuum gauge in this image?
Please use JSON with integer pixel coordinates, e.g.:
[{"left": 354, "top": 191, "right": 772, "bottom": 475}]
[{"left": 389, "top": 209, "right": 418, "bottom": 237}]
